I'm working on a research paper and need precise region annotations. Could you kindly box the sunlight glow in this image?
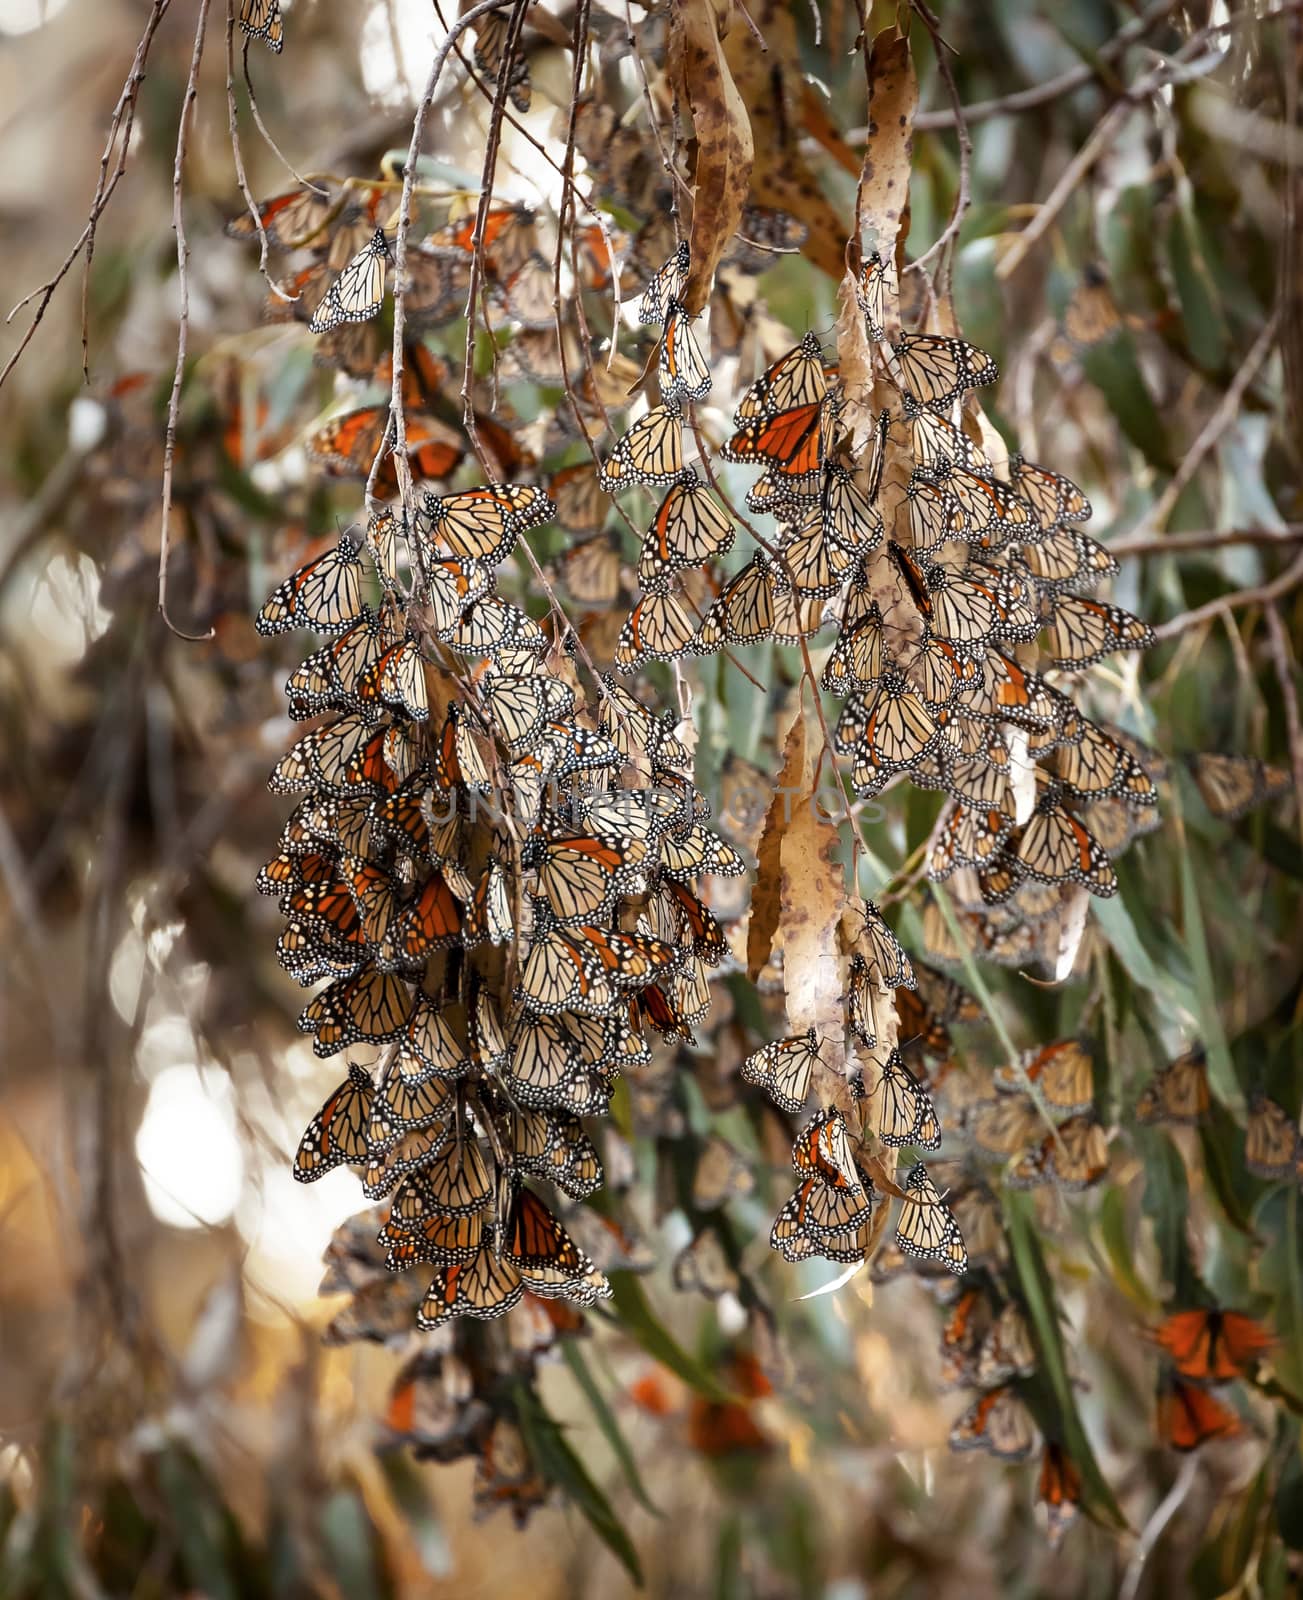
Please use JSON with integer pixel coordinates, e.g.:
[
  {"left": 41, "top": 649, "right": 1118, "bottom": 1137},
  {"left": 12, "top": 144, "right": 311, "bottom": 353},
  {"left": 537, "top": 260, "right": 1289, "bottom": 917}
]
[{"left": 136, "top": 1064, "right": 244, "bottom": 1230}]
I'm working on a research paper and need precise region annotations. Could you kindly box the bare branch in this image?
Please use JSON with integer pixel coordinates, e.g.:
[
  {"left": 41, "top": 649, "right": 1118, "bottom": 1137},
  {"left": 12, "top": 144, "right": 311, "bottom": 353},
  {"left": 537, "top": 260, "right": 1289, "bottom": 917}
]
[
  {"left": 159, "top": 0, "right": 217, "bottom": 642},
  {"left": 1152, "top": 549, "right": 1303, "bottom": 639}
]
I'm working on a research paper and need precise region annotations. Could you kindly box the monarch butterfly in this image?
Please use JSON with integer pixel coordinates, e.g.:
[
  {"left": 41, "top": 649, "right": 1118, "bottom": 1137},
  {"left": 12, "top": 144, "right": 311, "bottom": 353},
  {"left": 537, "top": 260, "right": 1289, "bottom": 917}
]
[
  {"left": 836, "top": 672, "right": 942, "bottom": 795},
  {"left": 309, "top": 228, "right": 389, "bottom": 334},
  {"left": 1244, "top": 1093, "right": 1300, "bottom": 1180},
  {"left": 426, "top": 201, "right": 536, "bottom": 272},
  {"left": 598, "top": 401, "right": 685, "bottom": 490},
  {"left": 858, "top": 900, "right": 916, "bottom": 990},
  {"left": 401, "top": 995, "right": 471, "bottom": 1080},
  {"left": 1019, "top": 527, "right": 1118, "bottom": 592},
  {"left": 1051, "top": 717, "right": 1156, "bottom": 805},
  {"left": 855, "top": 251, "right": 894, "bottom": 342},
  {"left": 658, "top": 299, "right": 711, "bottom": 400},
  {"left": 548, "top": 461, "right": 606, "bottom": 535},
  {"left": 888, "top": 542, "right": 993, "bottom": 650},
  {"left": 845, "top": 959, "right": 882, "bottom": 1051},
  {"left": 993, "top": 1040, "right": 1095, "bottom": 1117},
  {"left": 1008, "top": 453, "right": 1092, "bottom": 525},
  {"left": 937, "top": 1287, "right": 989, "bottom": 1388},
  {"left": 555, "top": 531, "right": 623, "bottom": 609},
  {"left": 867, "top": 1048, "right": 942, "bottom": 1149},
  {"left": 518, "top": 911, "right": 676, "bottom": 1016},
  {"left": 821, "top": 598, "right": 884, "bottom": 696},
  {"left": 687, "top": 1135, "right": 754, "bottom": 1212},
  {"left": 481, "top": 674, "right": 576, "bottom": 755},
  {"left": 380, "top": 1204, "right": 483, "bottom": 1270},
  {"left": 1053, "top": 261, "right": 1122, "bottom": 359},
  {"left": 639, "top": 471, "right": 735, "bottom": 582},
  {"left": 239, "top": 0, "right": 283, "bottom": 51},
  {"left": 616, "top": 587, "right": 699, "bottom": 666},
  {"left": 975, "top": 1301, "right": 1037, "bottom": 1386},
  {"left": 733, "top": 331, "right": 827, "bottom": 423},
  {"left": 1013, "top": 782, "right": 1118, "bottom": 897},
  {"left": 771, "top": 1173, "right": 875, "bottom": 1264},
  {"left": 895, "top": 1163, "right": 968, "bottom": 1273},
  {"left": 637, "top": 240, "right": 691, "bottom": 326},
  {"left": 891, "top": 333, "right": 998, "bottom": 412},
  {"left": 506, "top": 1012, "right": 612, "bottom": 1114},
  {"left": 659, "top": 822, "right": 747, "bottom": 880},
  {"left": 1157, "top": 1376, "right": 1240, "bottom": 1451},
  {"left": 895, "top": 981, "right": 954, "bottom": 1060},
  {"left": 417, "top": 1244, "right": 523, "bottom": 1327},
  {"left": 420, "top": 483, "right": 554, "bottom": 565},
  {"left": 356, "top": 638, "right": 429, "bottom": 722},
  {"left": 694, "top": 556, "right": 779, "bottom": 652},
  {"left": 578, "top": 786, "right": 681, "bottom": 844},
  {"left": 775, "top": 509, "right": 857, "bottom": 599},
  {"left": 672, "top": 1230, "right": 742, "bottom": 1298},
  {"left": 1136, "top": 1045, "right": 1211, "bottom": 1126},
  {"left": 306, "top": 406, "right": 463, "bottom": 486},
  {"left": 368, "top": 1060, "right": 453, "bottom": 1145},
  {"left": 268, "top": 715, "right": 369, "bottom": 795},
  {"left": 903, "top": 393, "right": 985, "bottom": 472},
  {"left": 226, "top": 185, "right": 331, "bottom": 248},
  {"left": 386, "top": 871, "right": 462, "bottom": 965},
  {"left": 257, "top": 538, "right": 364, "bottom": 636},
  {"left": 822, "top": 464, "right": 883, "bottom": 553},
  {"left": 302, "top": 969, "right": 413, "bottom": 1056},
  {"left": 1152, "top": 1307, "right": 1272, "bottom": 1383},
  {"left": 741, "top": 1027, "right": 819, "bottom": 1114},
  {"left": 1035, "top": 1443, "right": 1083, "bottom": 1549},
  {"left": 963, "top": 1094, "right": 1043, "bottom": 1159},
  {"left": 790, "top": 1107, "right": 861, "bottom": 1190},
  {"left": 906, "top": 632, "right": 980, "bottom": 715},
  {"left": 370, "top": 778, "right": 446, "bottom": 865},
  {"left": 509, "top": 1107, "right": 604, "bottom": 1200},
  {"left": 723, "top": 203, "right": 808, "bottom": 271},
  {"left": 1186, "top": 753, "right": 1293, "bottom": 822},
  {"left": 931, "top": 460, "right": 1036, "bottom": 550},
  {"left": 492, "top": 251, "right": 554, "bottom": 328},
  {"left": 966, "top": 556, "right": 1041, "bottom": 642},
  {"left": 293, "top": 1064, "right": 372, "bottom": 1180},
  {"left": 323, "top": 1275, "right": 424, "bottom": 1346},
  {"left": 721, "top": 394, "right": 836, "bottom": 494},
  {"left": 949, "top": 1386, "right": 1038, "bottom": 1462},
  {"left": 500, "top": 1187, "right": 586, "bottom": 1275},
  {"left": 534, "top": 832, "right": 648, "bottom": 922},
  {"left": 907, "top": 471, "right": 969, "bottom": 556},
  {"left": 1044, "top": 594, "right": 1154, "bottom": 669},
  {"left": 1009, "top": 1113, "right": 1110, "bottom": 1190}
]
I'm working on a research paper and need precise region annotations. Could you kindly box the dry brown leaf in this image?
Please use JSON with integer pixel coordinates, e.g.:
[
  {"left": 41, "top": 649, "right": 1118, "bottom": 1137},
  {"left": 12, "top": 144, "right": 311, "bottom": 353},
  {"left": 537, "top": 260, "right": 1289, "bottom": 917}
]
[
  {"left": 746, "top": 704, "right": 805, "bottom": 981},
  {"left": 673, "top": 0, "right": 755, "bottom": 314},
  {"left": 778, "top": 707, "right": 849, "bottom": 1101},
  {"left": 723, "top": 0, "right": 848, "bottom": 281},
  {"left": 855, "top": 26, "right": 918, "bottom": 271}
]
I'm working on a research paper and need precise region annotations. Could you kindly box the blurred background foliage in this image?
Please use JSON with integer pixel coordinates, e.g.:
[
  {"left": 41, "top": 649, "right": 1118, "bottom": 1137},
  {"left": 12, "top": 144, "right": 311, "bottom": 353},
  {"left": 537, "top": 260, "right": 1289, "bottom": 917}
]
[{"left": 0, "top": 0, "right": 1301, "bottom": 1595}]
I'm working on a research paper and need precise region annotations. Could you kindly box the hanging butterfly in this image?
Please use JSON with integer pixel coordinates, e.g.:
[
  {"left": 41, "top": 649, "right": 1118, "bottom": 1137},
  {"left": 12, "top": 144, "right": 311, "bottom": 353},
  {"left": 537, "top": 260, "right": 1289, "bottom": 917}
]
[
  {"left": 637, "top": 241, "right": 690, "bottom": 326},
  {"left": 867, "top": 1048, "right": 942, "bottom": 1149},
  {"left": 420, "top": 483, "right": 553, "bottom": 564},
  {"left": 1136, "top": 1045, "right": 1211, "bottom": 1126},
  {"left": 993, "top": 1039, "right": 1096, "bottom": 1118},
  {"left": 1151, "top": 1307, "right": 1273, "bottom": 1383},
  {"left": 1037, "top": 1443, "right": 1083, "bottom": 1549},
  {"left": 855, "top": 250, "right": 896, "bottom": 342},
  {"left": 658, "top": 299, "right": 711, "bottom": 400},
  {"left": 639, "top": 470, "right": 734, "bottom": 582},
  {"left": 1008, "top": 1114, "right": 1110, "bottom": 1190},
  {"left": 894, "top": 1162, "right": 968, "bottom": 1274},
  {"left": 890, "top": 333, "right": 998, "bottom": 412},
  {"left": 257, "top": 538, "right": 365, "bottom": 636},
  {"left": 598, "top": 401, "right": 685, "bottom": 491},
  {"left": 309, "top": 228, "right": 389, "bottom": 334},
  {"left": 293, "top": 1064, "right": 372, "bottom": 1180},
  {"left": 1244, "top": 1093, "right": 1300, "bottom": 1180},
  {"left": 1186, "top": 753, "right": 1293, "bottom": 822},
  {"left": 741, "top": 1028, "right": 820, "bottom": 1115},
  {"left": 949, "top": 1386, "right": 1038, "bottom": 1462},
  {"left": 1157, "top": 1375, "right": 1240, "bottom": 1451},
  {"left": 616, "top": 587, "right": 699, "bottom": 667},
  {"left": 239, "top": 0, "right": 283, "bottom": 51},
  {"left": 733, "top": 332, "right": 827, "bottom": 423},
  {"left": 1043, "top": 594, "right": 1154, "bottom": 670}
]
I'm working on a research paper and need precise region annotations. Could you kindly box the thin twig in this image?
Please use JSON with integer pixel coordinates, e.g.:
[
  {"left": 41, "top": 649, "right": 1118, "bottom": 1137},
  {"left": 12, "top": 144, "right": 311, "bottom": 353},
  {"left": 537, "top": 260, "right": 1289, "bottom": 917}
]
[
  {"left": 225, "top": 0, "right": 287, "bottom": 298},
  {"left": 459, "top": 0, "right": 530, "bottom": 470},
  {"left": 1119, "top": 1453, "right": 1201, "bottom": 1600},
  {"left": 1110, "top": 524, "right": 1303, "bottom": 557},
  {"left": 1264, "top": 604, "right": 1303, "bottom": 852},
  {"left": 1, "top": 0, "right": 170, "bottom": 395},
  {"left": 1131, "top": 310, "right": 1281, "bottom": 536},
  {"left": 158, "top": 0, "right": 216, "bottom": 642},
  {"left": 913, "top": 0, "right": 1183, "bottom": 130},
  {"left": 908, "top": 1, "right": 970, "bottom": 290},
  {"left": 1152, "top": 549, "right": 1303, "bottom": 640}
]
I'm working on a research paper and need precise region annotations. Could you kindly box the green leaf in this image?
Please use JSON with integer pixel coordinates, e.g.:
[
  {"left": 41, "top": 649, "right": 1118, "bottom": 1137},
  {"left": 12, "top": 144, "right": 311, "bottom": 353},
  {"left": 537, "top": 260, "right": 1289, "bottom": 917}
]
[
  {"left": 1081, "top": 332, "right": 1175, "bottom": 472},
  {"left": 154, "top": 1447, "right": 239, "bottom": 1600},
  {"left": 1177, "top": 828, "right": 1240, "bottom": 1111},
  {"left": 561, "top": 1343, "right": 661, "bottom": 1516},
  {"left": 1098, "top": 1184, "right": 1157, "bottom": 1311},
  {"left": 512, "top": 1384, "right": 643, "bottom": 1587},
  {"left": 1003, "top": 1192, "right": 1127, "bottom": 1530},
  {"left": 319, "top": 1486, "right": 390, "bottom": 1600},
  {"left": 1165, "top": 186, "right": 1228, "bottom": 372},
  {"left": 607, "top": 1274, "right": 736, "bottom": 1403}
]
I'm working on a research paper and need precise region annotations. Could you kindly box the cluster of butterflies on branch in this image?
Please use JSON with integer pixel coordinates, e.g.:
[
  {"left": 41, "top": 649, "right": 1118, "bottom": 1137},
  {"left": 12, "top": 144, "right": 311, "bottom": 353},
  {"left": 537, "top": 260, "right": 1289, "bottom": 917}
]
[{"left": 222, "top": 3, "right": 1303, "bottom": 1537}]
